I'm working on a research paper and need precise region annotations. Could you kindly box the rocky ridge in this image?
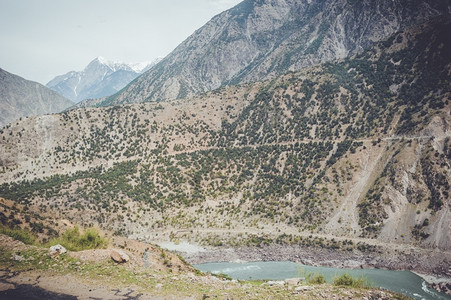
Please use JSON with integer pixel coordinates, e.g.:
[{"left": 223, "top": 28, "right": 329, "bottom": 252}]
[{"left": 103, "top": 0, "right": 450, "bottom": 106}]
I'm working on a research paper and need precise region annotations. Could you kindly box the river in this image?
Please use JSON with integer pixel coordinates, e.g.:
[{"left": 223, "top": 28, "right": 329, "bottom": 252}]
[{"left": 194, "top": 261, "right": 450, "bottom": 300}]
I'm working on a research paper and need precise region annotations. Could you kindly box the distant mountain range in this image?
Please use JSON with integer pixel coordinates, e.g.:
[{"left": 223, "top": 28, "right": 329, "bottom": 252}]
[
  {"left": 46, "top": 57, "right": 162, "bottom": 103},
  {"left": 0, "top": 68, "right": 74, "bottom": 128},
  {"left": 102, "top": 0, "right": 450, "bottom": 106}
]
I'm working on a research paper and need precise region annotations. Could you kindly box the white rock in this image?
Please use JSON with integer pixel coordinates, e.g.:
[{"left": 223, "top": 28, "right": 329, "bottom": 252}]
[
  {"left": 285, "top": 278, "right": 302, "bottom": 285},
  {"left": 49, "top": 244, "right": 67, "bottom": 256}
]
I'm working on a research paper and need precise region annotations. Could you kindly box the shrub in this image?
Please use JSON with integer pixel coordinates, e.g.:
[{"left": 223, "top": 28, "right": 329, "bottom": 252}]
[
  {"left": 333, "top": 273, "right": 369, "bottom": 288},
  {"left": 0, "top": 225, "right": 36, "bottom": 245},
  {"left": 48, "top": 226, "right": 108, "bottom": 251},
  {"left": 306, "top": 273, "right": 326, "bottom": 284}
]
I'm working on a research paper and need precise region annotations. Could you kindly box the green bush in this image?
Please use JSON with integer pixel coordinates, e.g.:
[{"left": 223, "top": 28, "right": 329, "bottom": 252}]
[
  {"left": 306, "top": 273, "right": 326, "bottom": 284},
  {"left": 48, "top": 226, "right": 108, "bottom": 251},
  {"left": 333, "top": 273, "right": 369, "bottom": 288},
  {"left": 0, "top": 225, "right": 36, "bottom": 245}
]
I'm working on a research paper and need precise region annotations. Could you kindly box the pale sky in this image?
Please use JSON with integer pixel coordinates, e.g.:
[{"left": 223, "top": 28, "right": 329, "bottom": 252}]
[{"left": 0, "top": 0, "right": 242, "bottom": 85}]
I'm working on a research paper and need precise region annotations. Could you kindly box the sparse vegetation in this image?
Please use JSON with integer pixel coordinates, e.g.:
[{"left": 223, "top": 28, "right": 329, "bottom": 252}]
[{"left": 0, "top": 14, "right": 449, "bottom": 252}]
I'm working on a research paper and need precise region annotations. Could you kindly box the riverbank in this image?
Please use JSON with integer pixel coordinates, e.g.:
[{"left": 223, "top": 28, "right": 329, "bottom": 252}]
[
  {"left": 414, "top": 273, "right": 451, "bottom": 296},
  {"left": 175, "top": 243, "right": 451, "bottom": 295}
]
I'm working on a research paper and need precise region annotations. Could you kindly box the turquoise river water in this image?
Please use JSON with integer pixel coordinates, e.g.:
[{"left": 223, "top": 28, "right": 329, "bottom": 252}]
[{"left": 194, "top": 261, "right": 450, "bottom": 300}]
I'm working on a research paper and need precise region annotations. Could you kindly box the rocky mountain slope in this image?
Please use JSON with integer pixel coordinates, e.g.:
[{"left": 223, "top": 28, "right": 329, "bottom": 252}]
[
  {"left": 0, "top": 68, "right": 74, "bottom": 128},
  {"left": 0, "top": 14, "right": 449, "bottom": 261},
  {"left": 102, "top": 0, "right": 450, "bottom": 106},
  {"left": 46, "top": 57, "right": 161, "bottom": 103}
]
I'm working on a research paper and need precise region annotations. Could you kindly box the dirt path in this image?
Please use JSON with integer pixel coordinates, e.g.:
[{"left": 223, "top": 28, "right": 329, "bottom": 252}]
[{"left": 0, "top": 270, "right": 160, "bottom": 300}]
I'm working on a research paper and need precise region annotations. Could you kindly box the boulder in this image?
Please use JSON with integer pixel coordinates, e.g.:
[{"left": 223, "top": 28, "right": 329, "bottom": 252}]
[
  {"left": 12, "top": 254, "right": 25, "bottom": 261},
  {"left": 285, "top": 278, "right": 302, "bottom": 285},
  {"left": 49, "top": 244, "right": 67, "bottom": 256},
  {"left": 111, "top": 249, "right": 129, "bottom": 263},
  {"left": 263, "top": 280, "right": 285, "bottom": 286}
]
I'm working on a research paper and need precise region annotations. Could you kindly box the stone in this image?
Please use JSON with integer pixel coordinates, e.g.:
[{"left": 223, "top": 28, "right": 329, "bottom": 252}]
[
  {"left": 111, "top": 249, "right": 130, "bottom": 263},
  {"left": 142, "top": 248, "right": 150, "bottom": 268},
  {"left": 49, "top": 244, "right": 67, "bottom": 256},
  {"left": 295, "top": 286, "right": 314, "bottom": 292},
  {"left": 12, "top": 254, "right": 25, "bottom": 261},
  {"left": 285, "top": 278, "right": 302, "bottom": 285},
  {"left": 263, "top": 280, "right": 285, "bottom": 286}
]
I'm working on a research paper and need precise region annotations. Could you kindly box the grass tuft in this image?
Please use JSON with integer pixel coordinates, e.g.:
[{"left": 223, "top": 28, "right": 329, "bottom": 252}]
[
  {"left": 306, "top": 272, "right": 326, "bottom": 284},
  {"left": 333, "top": 273, "right": 371, "bottom": 288},
  {"left": 0, "top": 225, "right": 36, "bottom": 245},
  {"left": 47, "top": 226, "right": 108, "bottom": 251}
]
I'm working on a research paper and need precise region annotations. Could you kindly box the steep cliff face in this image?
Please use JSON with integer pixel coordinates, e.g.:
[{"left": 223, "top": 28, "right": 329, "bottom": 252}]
[
  {"left": 103, "top": 0, "right": 450, "bottom": 106},
  {"left": 0, "top": 68, "right": 74, "bottom": 128}
]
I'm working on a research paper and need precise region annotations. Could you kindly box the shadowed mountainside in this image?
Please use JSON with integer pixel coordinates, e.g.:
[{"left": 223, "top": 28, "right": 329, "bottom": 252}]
[{"left": 0, "top": 68, "right": 74, "bottom": 128}]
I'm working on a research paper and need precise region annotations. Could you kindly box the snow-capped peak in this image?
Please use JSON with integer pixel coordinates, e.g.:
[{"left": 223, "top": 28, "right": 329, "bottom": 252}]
[
  {"left": 129, "top": 57, "right": 164, "bottom": 73},
  {"left": 88, "top": 56, "right": 162, "bottom": 73},
  {"left": 46, "top": 56, "right": 163, "bottom": 102},
  {"left": 96, "top": 56, "right": 108, "bottom": 64},
  {"left": 91, "top": 56, "right": 128, "bottom": 72},
  {"left": 129, "top": 61, "right": 152, "bottom": 73}
]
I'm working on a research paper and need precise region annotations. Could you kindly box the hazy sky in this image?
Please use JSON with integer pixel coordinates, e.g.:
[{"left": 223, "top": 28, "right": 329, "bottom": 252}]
[{"left": 0, "top": 0, "right": 242, "bottom": 84}]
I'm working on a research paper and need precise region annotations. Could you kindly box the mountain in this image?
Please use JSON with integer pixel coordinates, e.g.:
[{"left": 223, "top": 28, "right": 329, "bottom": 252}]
[
  {"left": 46, "top": 57, "right": 161, "bottom": 103},
  {"left": 0, "top": 13, "right": 450, "bottom": 266},
  {"left": 0, "top": 68, "right": 74, "bottom": 128},
  {"left": 101, "top": 0, "right": 450, "bottom": 106}
]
